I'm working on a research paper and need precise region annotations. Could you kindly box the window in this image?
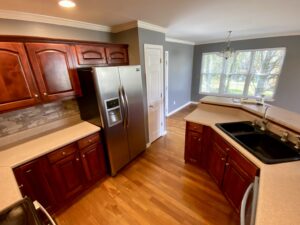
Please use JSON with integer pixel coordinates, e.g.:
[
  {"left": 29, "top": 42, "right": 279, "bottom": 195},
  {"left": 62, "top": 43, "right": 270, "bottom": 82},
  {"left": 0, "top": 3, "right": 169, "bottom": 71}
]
[{"left": 199, "top": 48, "right": 286, "bottom": 100}]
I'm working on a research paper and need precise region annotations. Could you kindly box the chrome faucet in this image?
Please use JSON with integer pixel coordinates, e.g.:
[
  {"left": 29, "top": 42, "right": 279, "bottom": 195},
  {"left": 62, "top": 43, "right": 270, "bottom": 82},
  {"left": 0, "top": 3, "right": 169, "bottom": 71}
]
[
  {"left": 260, "top": 105, "right": 270, "bottom": 131},
  {"left": 294, "top": 135, "right": 300, "bottom": 150},
  {"left": 280, "top": 131, "right": 289, "bottom": 142}
]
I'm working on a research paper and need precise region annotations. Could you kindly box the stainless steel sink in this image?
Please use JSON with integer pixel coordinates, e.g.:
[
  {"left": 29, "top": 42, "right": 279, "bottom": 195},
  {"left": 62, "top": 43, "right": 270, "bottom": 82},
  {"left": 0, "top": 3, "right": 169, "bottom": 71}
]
[{"left": 216, "top": 121, "right": 300, "bottom": 164}]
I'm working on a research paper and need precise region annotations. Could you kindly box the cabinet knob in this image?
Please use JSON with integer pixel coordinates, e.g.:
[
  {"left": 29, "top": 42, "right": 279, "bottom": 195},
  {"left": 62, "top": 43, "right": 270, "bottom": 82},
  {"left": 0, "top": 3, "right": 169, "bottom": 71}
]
[
  {"left": 82, "top": 154, "right": 85, "bottom": 158},
  {"left": 221, "top": 158, "right": 225, "bottom": 161},
  {"left": 225, "top": 163, "right": 230, "bottom": 166},
  {"left": 19, "top": 184, "right": 24, "bottom": 189},
  {"left": 76, "top": 158, "right": 80, "bottom": 161},
  {"left": 43, "top": 92, "right": 48, "bottom": 96},
  {"left": 226, "top": 148, "right": 230, "bottom": 151},
  {"left": 34, "top": 94, "right": 39, "bottom": 98},
  {"left": 88, "top": 139, "right": 92, "bottom": 143},
  {"left": 62, "top": 151, "right": 66, "bottom": 155},
  {"left": 198, "top": 138, "right": 201, "bottom": 141}
]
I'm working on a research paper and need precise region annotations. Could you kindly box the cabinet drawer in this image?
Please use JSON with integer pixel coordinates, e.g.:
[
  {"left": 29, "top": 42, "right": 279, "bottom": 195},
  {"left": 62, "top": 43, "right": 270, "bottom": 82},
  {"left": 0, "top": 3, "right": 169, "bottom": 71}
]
[
  {"left": 78, "top": 133, "right": 100, "bottom": 149},
  {"left": 186, "top": 122, "right": 203, "bottom": 133},
  {"left": 214, "top": 132, "right": 232, "bottom": 153},
  {"left": 48, "top": 143, "right": 77, "bottom": 163}
]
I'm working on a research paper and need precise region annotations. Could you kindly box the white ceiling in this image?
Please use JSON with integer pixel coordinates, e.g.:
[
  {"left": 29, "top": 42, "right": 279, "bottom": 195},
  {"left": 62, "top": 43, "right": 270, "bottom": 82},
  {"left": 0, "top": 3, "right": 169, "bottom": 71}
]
[{"left": 0, "top": 0, "right": 300, "bottom": 44}]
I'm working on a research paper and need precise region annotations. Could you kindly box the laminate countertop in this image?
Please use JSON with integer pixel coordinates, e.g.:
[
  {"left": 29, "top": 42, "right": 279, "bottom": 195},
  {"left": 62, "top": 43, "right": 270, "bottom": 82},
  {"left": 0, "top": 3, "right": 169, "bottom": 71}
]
[
  {"left": 185, "top": 102, "right": 300, "bottom": 225},
  {"left": 0, "top": 121, "right": 100, "bottom": 211}
]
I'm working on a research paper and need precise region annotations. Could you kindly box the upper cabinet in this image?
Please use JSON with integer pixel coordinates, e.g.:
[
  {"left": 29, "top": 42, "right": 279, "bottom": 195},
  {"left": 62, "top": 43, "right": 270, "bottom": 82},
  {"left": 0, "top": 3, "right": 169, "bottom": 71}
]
[
  {"left": 26, "top": 43, "right": 81, "bottom": 101},
  {"left": 0, "top": 42, "right": 40, "bottom": 112},
  {"left": 73, "top": 44, "right": 107, "bottom": 66},
  {"left": 105, "top": 46, "right": 129, "bottom": 65}
]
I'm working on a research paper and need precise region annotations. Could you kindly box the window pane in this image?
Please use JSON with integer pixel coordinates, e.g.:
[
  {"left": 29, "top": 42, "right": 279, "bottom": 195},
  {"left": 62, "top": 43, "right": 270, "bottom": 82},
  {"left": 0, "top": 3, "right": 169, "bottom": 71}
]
[
  {"left": 202, "top": 53, "right": 223, "bottom": 73},
  {"left": 226, "top": 51, "right": 251, "bottom": 74},
  {"left": 248, "top": 75, "right": 279, "bottom": 98},
  {"left": 224, "top": 74, "right": 247, "bottom": 95},
  {"left": 252, "top": 49, "right": 285, "bottom": 75},
  {"left": 200, "top": 73, "right": 221, "bottom": 93}
]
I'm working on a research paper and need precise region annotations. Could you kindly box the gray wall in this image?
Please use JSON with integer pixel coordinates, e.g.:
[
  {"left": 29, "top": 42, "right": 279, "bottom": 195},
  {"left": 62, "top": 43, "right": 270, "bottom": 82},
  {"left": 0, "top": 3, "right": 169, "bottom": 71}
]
[
  {"left": 112, "top": 28, "right": 140, "bottom": 65},
  {"left": 165, "top": 42, "right": 194, "bottom": 112},
  {"left": 0, "top": 18, "right": 111, "bottom": 42},
  {"left": 191, "top": 35, "right": 300, "bottom": 113}
]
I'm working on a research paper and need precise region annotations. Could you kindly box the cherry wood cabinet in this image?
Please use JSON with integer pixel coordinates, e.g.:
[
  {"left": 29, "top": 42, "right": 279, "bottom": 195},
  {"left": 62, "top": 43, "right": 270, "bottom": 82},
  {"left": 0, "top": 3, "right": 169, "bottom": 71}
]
[
  {"left": 105, "top": 46, "right": 129, "bottom": 65},
  {"left": 25, "top": 43, "right": 81, "bottom": 101},
  {"left": 13, "top": 157, "right": 56, "bottom": 211},
  {"left": 73, "top": 44, "right": 107, "bottom": 66},
  {"left": 185, "top": 122, "right": 211, "bottom": 168},
  {"left": 13, "top": 132, "right": 106, "bottom": 213},
  {"left": 0, "top": 42, "right": 40, "bottom": 112}
]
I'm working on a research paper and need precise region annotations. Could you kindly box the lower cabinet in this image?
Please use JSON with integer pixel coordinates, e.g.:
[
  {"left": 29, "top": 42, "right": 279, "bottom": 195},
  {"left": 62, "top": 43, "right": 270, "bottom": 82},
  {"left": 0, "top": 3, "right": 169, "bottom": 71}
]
[
  {"left": 184, "top": 122, "right": 259, "bottom": 213},
  {"left": 13, "top": 132, "right": 106, "bottom": 213}
]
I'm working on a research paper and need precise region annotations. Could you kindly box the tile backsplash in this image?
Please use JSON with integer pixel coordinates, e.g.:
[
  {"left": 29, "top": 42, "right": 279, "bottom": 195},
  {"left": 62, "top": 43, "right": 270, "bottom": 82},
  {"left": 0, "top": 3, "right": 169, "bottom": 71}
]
[{"left": 0, "top": 100, "right": 80, "bottom": 137}]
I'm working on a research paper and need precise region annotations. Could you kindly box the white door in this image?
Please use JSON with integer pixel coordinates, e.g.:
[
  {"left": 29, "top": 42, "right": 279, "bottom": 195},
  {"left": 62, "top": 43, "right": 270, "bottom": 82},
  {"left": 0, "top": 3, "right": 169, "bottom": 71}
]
[{"left": 144, "top": 44, "right": 164, "bottom": 143}]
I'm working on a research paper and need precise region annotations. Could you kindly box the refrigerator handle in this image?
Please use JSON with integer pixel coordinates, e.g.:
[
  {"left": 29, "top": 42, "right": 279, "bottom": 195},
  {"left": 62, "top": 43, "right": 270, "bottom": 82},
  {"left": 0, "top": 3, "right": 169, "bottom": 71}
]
[
  {"left": 118, "top": 86, "right": 127, "bottom": 128},
  {"left": 240, "top": 182, "right": 254, "bottom": 225},
  {"left": 122, "top": 86, "right": 130, "bottom": 128}
]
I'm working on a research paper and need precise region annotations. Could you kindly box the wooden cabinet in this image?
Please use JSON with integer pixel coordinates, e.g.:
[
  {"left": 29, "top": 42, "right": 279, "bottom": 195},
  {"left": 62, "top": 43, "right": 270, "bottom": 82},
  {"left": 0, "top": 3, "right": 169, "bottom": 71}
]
[
  {"left": 73, "top": 44, "right": 107, "bottom": 66},
  {"left": 25, "top": 43, "right": 81, "bottom": 101},
  {"left": 105, "top": 46, "right": 128, "bottom": 65},
  {"left": 13, "top": 158, "right": 56, "bottom": 211},
  {"left": 0, "top": 42, "right": 40, "bottom": 112},
  {"left": 185, "top": 122, "right": 211, "bottom": 168},
  {"left": 13, "top": 132, "right": 106, "bottom": 213}
]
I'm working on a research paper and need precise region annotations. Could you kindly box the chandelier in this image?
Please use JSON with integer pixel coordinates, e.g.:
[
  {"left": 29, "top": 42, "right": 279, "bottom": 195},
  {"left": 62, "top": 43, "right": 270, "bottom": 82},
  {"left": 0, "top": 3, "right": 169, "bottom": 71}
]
[{"left": 220, "top": 31, "right": 235, "bottom": 60}]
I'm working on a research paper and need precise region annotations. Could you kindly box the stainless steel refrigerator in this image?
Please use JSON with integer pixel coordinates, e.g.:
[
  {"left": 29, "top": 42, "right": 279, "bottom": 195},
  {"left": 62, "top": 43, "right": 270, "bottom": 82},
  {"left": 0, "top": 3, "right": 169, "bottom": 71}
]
[{"left": 77, "top": 65, "right": 146, "bottom": 176}]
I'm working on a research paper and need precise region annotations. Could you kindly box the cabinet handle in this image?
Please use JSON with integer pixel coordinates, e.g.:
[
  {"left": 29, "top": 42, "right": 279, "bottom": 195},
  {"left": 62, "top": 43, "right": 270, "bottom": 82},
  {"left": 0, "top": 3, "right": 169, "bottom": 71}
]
[
  {"left": 225, "top": 163, "right": 230, "bottom": 166},
  {"left": 19, "top": 184, "right": 24, "bottom": 189},
  {"left": 221, "top": 158, "right": 225, "bottom": 161},
  {"left": 43, "top": 92, "right": 48, "bottom": 96}
]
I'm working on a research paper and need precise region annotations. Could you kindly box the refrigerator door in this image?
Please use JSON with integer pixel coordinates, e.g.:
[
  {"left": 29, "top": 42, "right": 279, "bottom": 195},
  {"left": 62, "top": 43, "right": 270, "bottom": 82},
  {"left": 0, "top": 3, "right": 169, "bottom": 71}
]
[
  {"left": 93, "top": 67, "right": 130, "bottom": 176},
  {"left": 119, "top": 66, "right": 146, "bottom": 159}
]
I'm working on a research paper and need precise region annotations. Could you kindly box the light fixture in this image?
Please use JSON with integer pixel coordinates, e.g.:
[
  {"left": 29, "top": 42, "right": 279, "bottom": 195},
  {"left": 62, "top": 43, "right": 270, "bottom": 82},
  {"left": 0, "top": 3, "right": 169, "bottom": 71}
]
[
  {"left": 59, "top": 0, "right": 76, "bottom": 8},
  {"left": 220, "top": 31, "right": 235, "bottom": 60}
]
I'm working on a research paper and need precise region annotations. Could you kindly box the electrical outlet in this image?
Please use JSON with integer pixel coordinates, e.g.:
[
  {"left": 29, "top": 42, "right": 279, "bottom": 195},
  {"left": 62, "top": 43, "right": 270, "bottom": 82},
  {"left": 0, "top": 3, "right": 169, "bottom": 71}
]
[{"left": 173, "top": 100, "right": 176, "bottom": 105}]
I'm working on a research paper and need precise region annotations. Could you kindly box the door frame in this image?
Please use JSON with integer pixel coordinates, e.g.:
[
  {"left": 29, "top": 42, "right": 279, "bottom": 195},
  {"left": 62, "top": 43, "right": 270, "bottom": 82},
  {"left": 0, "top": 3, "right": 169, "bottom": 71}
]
[
  {"left": 164, "top": 51, "right": 169, "bottom": 117},
  {"left": 144, "top": 44, "right": 165, "bottom": 143}
]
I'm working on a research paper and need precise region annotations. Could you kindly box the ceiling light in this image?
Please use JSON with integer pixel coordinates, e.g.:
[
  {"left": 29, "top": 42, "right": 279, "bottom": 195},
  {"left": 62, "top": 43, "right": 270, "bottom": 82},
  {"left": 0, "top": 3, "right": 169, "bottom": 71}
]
[
  {"left": 220, "top": 31, "right": 235, "bottom": 60},
  {"left": 59, "top": 0, "right": 76, "bottom": 8}
]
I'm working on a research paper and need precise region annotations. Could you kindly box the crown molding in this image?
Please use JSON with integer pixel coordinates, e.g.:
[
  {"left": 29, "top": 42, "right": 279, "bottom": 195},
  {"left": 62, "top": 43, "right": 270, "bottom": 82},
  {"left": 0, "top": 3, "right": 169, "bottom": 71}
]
[
  {"left": 111, "top": 21, "right": 138, "bottom": 33},
  {"left": 0, "top": 9, "right": 111, "bottom": 32},
  {"left": 165, "top": 37, "right": 195, "bottom": 45},
  {"left": 137, "top": 21, "right": 167, "bottom": 33}
]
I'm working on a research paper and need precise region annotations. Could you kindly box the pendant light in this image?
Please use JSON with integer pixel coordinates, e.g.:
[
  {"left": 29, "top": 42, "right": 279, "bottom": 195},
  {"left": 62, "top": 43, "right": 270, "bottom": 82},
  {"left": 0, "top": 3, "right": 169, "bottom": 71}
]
[{"left": 221, "top": 31, "right": 235, "bottom": 60}]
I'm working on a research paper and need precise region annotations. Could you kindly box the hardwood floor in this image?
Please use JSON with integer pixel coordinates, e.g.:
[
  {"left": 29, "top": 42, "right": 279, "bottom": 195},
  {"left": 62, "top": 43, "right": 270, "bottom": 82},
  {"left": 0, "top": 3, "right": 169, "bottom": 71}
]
[{"left": 55, "top": 104, "right": 239, "bottom": 225}]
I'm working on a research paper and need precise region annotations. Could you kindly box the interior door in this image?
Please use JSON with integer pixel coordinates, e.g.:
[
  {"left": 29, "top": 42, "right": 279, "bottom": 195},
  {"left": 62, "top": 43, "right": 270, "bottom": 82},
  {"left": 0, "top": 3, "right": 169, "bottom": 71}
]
[
  {"left": 119, "top": 66, "right": 146, "bottom": 159},
  {"left": 144, "top": 44, "right": 164, "bottom": 143}
]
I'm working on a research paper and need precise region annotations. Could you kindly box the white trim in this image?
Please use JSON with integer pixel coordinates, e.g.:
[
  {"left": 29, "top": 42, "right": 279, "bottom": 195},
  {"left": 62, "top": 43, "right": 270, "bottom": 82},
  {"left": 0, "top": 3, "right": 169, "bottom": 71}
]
[
  {"left": 167, "top": 101, "right": 196, "bottom": 117},
  {"left": 137, "top": 21, "right": 166, "bottom": 33},
  {"left": 190, "top": 101, "right": 199, "bottom": 105},
  {"left": 111, "top": 21, "right": 138, "bottom": 33},
  {"left": 162, "top": 130, "right": 167, "bottom": 136},
  {"left": 164, "top": 51, "right": 169, "bottom": 116},
  {"left": 165, "top": 37, "right": 195, "bottom": 46},
  {"left": 0, "top": 9, "right": 111, "bottom": 32},
  {"left": 146, "top": 143, "right": 151, "bottom": 148}
]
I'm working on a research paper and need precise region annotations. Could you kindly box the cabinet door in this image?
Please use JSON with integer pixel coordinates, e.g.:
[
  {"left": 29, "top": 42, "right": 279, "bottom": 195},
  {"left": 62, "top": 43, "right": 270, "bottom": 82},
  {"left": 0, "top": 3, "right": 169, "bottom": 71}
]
[
  {"left": 26, "top": 43, "right": 81, "bottom": 101},
  {"left": 105, "top": 46, "right": 128, "bottom": 65},
  {"left": 185, "top": 130, "right": 202, "bottom": 165},
  {"left": 207, "top": 142, "right": 227, "bottom": 187},
  {"left": 13, "top": 158, "right": 56, "bottom": 211},
  {"left": 80, "top": 143, "right": 106, "bottom": 183},
  {"left": 51, "top": 150, "right": 84, "bottom": 202},
  {"left": 222, "top": 158, "right": 253, "bottom": 212},
  {"left": 73, "top": 44, "right": 107, "bottom": 66},
  {"left": 0, "top": 42, "right": 40, "bottom": 112}
]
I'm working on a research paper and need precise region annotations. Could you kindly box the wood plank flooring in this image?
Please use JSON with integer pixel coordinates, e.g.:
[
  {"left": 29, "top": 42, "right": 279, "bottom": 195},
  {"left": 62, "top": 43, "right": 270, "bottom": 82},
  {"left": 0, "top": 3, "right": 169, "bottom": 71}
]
[{"left": 55, "top": 104, "right": 239, "bottom": 225}]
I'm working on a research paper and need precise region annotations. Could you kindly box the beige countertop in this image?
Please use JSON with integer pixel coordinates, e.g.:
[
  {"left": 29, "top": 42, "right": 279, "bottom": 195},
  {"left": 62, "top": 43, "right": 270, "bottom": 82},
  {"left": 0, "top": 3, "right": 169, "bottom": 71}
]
[
  {"left": 201, "top": 96, "right": 300, "bottom": 134},
  {"left": 0, "top": 121, "right": 100, "bottom": 211},
  {"left": 185, "top": 103, "right": 300, "bottom": 225}
]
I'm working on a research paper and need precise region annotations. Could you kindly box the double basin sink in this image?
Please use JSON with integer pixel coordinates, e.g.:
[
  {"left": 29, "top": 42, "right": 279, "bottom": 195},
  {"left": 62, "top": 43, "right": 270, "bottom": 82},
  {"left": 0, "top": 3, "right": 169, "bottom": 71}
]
[{"left": 216, "top": 121, "right": 300, "bottom": 164}]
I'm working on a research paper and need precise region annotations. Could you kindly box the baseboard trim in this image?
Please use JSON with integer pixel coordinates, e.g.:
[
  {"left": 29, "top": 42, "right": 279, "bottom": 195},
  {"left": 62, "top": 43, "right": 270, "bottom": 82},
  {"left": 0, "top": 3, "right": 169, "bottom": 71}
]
[
  {"left": 146, "top": 143, "right": 151, "bottom": 148},
  {"left": 162, "top": 130, "right": 167, "bottom": 136},
  {"left": 167, "top": 101, "right": 198, "bottom": 117}
]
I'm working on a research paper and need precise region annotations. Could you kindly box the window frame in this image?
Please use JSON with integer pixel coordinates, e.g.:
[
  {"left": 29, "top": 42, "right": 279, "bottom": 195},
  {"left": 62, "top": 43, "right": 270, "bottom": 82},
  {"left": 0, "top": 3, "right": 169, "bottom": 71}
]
[{"left": 199, "top": 47, "right": 286, "bottom": 101}]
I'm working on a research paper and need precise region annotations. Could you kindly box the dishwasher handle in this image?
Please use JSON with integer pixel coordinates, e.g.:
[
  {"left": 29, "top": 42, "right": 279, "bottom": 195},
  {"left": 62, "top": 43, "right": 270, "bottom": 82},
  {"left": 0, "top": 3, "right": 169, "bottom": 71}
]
[
  {"left": 240, "top": 182, "right": 254, "bottom": 225},
  {"left": 33, "top": 201, "right": 57, "bottom": 225}
]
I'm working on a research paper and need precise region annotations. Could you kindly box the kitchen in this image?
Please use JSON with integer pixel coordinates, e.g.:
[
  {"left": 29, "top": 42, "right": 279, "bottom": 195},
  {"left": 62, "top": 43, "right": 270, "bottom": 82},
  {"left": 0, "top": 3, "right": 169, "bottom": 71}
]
[{"left": 0, "top": 1, "right": 300, "bottom": 225}]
